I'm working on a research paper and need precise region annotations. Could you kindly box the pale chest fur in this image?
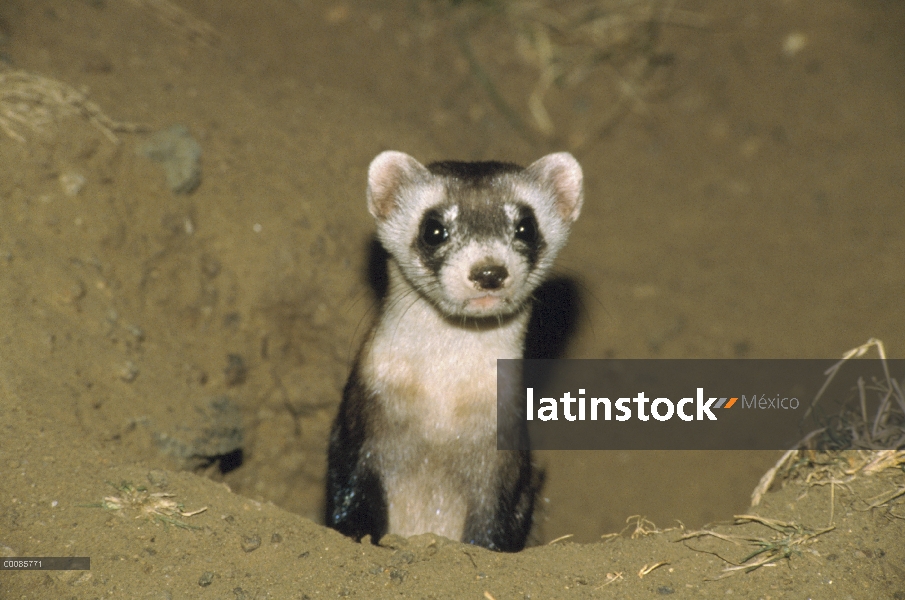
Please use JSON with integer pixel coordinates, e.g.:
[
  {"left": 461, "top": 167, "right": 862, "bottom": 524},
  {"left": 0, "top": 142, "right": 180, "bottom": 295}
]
[
  {"left": 363, "top": 291, "right": 528, "bottom": 441},
  {"left": 359, "top": 285, "right": 530, "bottom": 540}
]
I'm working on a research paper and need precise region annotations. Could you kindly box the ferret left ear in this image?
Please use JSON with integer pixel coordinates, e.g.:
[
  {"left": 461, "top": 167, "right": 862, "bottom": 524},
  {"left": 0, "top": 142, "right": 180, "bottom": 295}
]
[
  {"left": 367, "top": 151, "right": 429, "bottom": 221},
  {"left": 526, "top": 152, "right": 584, "bottom": 223}
]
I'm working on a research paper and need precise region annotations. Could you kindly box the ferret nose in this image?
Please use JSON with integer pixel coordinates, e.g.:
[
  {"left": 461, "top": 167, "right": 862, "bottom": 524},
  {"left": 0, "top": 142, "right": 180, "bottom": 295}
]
[{"left": 469, "top": 264, "right": 508, "bottom": 291}]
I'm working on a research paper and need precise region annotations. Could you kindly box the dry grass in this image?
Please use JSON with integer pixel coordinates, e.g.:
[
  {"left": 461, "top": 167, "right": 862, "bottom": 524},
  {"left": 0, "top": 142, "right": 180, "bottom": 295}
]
[
  {"left": 685, "top": 339, "right": 905, "bottom": 577},
  {"left": 89, "top": 481, "right": 207, "bottom": 530},
  {"left": 751, "top": 339, "right": 905, "bottom": 507},
  {"left": 454, "top": 0, "right": 708, "bottom": 146},
  {"left": 0, "top": 69, "right": 145, "bottom": 143},
  {"left": 122, "top": 0, "right": 219, "bottom": 45},
  {"left": 803, "top": 338, "right": 905, "bottom": 450},
  {"left": 1, "top": 0, "right": 216, "bottom": 143},
  {"left": 680, "top": 515, "right": 835, "bottom": 578},
  {"left": 508, "top": 0, "right": 705, "bottom": 137}
]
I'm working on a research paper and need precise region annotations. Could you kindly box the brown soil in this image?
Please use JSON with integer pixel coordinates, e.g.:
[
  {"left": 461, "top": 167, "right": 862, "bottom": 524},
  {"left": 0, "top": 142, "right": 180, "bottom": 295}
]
[{"left": 1, "top": 0, "right": 903, "bottom": 597}]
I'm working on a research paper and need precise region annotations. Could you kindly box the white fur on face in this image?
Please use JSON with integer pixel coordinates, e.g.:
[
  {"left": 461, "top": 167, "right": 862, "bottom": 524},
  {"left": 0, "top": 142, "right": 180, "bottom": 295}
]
[
  {"left": 437, "top": 236, "right": 529, "bottom": 317},
  {"left": 366, "top": 151, "right": 583, "bottom": 320}
]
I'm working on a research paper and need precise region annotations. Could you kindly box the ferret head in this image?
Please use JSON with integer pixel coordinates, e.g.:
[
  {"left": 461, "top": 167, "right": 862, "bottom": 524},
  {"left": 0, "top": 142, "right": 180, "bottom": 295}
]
[{"left": 366, "top": 151, "right": 583, "bottom": 319}]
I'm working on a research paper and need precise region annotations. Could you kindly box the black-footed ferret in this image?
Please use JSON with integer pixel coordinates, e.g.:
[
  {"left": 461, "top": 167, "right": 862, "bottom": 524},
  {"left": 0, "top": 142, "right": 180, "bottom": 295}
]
[{"left": 325, "top": 151, "right": 583, "bottom": 551}]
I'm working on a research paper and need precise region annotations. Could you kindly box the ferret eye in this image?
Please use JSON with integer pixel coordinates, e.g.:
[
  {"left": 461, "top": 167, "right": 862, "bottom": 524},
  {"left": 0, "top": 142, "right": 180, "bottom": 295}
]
[
  {"left": 514, "top": 216, "right": 538, "bottom": 244},
  {"left": 420, "top": 217, "right": 448, "bottom": 247}
]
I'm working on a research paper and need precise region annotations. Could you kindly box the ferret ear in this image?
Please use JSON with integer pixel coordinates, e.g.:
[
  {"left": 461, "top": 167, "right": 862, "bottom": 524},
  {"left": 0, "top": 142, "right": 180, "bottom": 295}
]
[
  {"left": 526, "top": 152, "right": 584, "bottom": 223},
  {"left": 367, "top": 151, "right": 428, "bottom": 221}
]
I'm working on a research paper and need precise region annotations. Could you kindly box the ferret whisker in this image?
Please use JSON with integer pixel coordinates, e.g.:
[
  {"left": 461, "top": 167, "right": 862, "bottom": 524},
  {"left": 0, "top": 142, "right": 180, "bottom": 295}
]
[
  {"left": 389, "top": 287, "right": 424, "bottom": 346},
  {"left": 344, "top": 288, "right": 384, "bottom": 363}
]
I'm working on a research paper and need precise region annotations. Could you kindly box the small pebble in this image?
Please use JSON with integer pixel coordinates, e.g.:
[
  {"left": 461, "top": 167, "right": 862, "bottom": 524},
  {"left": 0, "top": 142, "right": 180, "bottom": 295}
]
[
  {"left": 147, "top": 470, "right": 169, "bottom": 489},
  {"left": 59, "top": 171, "right": 87, "bottom": 196},
  {"left": 140, "top": 124, "right": 202, "bottom": 194},
  {"left": 224, "top": 354, "right": 247, "bottom": 387},
  {"left": 119, "top": 361, "right": 139, "bottom": 382},
  {"left": 241, "top": 534, "right": 261, "bottom": 553},
  {"left": 783, "top": 32, "right": 807, "bottom": 57}
]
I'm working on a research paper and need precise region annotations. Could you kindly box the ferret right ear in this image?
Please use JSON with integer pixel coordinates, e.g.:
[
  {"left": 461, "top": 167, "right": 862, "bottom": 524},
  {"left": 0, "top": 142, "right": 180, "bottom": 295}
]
[
  {"left": 525, "top": 152, "right": 584, "bottom": 224},
  {"left": 367, "top": 151, "right": 428, "bottom": 221}
]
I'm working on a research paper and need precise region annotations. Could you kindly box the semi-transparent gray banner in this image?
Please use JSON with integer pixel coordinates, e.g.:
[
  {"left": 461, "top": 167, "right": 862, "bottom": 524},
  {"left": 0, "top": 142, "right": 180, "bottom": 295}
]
[
  {"left": 0, "top": 557, "right": 90, "bottom": 570},
  {"left": 497, "top": 359, "right": 905, "bottom": 450}
]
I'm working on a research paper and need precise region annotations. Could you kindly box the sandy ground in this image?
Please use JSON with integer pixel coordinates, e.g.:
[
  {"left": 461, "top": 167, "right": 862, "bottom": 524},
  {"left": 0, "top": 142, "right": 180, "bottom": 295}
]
[{"left": 0, "top": 0, "right": 903, "bottom": 597}]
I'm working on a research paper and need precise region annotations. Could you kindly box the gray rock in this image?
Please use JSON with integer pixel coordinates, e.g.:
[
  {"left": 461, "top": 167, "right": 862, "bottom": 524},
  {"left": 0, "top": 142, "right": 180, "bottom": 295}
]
[
  {"left": 154, "top": 395, "right": 243, "bottom": 468},
  {"left": 140, "top": 124, "right": 202, "bottom": 194}
]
